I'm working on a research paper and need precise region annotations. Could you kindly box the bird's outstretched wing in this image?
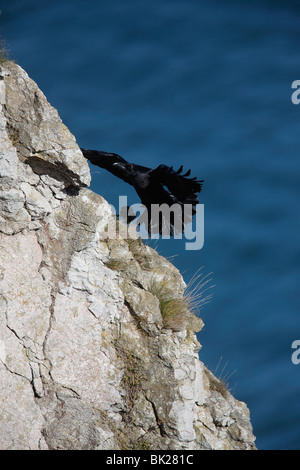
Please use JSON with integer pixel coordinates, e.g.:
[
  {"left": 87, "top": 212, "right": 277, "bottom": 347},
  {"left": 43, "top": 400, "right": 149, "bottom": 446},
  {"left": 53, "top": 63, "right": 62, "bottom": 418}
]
[
  {"left": 142, "top": 164, "right": 203, "bottom": 236},
  {"left": 80, "top": 148, "right": 133, "bottom": 184},
  {"left": 150, "top": 164, "right": 203, "bottom": 208}
]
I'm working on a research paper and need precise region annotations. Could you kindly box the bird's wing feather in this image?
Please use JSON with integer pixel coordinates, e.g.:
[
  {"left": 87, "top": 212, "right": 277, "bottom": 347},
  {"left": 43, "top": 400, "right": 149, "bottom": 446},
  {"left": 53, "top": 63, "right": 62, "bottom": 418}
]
[{"left": 150, "top": 164, "right": 203, "bottom": 206}]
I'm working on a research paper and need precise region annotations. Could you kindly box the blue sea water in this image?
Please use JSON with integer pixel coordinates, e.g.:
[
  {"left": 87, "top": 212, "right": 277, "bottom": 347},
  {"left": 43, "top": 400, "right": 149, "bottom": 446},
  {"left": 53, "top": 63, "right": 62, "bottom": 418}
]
[{"left": 1, "top": 0, "right": 300, "bottom": 450}]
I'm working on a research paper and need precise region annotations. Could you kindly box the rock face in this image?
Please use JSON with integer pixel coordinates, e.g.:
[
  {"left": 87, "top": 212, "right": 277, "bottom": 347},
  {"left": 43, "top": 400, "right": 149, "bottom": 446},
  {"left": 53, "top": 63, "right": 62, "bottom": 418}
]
[{"left": 0, "top": 61, "right": 256, "bottom": 450}]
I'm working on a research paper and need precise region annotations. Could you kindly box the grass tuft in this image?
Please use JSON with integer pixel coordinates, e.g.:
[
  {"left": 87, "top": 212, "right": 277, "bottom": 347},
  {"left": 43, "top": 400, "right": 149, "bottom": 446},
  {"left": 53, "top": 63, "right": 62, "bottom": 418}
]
[
  {"left": 148, "top": 267, "right": 214, "bottom": 332},
  {"left": 148, "top": 279, "right": 189, "bottom": 331},
  {"left": 183, "top": 267, "right": 215, "bottom": 314},
  {"left": 0, "top": 37, "right": 12, "bottom": 64},
  {"left": 212, "top": 357, "right": 237, "bottom": 395}
]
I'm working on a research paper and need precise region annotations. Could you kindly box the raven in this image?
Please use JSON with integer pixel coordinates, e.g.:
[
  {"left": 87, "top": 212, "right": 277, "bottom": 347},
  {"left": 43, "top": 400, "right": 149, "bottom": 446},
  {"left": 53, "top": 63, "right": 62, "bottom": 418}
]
[{"left": 80, "top": 148, "right": 203, "bottom": 236}]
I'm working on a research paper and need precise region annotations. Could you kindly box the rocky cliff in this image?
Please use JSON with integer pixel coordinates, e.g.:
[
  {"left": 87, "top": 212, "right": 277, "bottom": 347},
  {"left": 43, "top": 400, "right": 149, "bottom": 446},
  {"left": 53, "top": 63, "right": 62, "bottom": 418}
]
[{"left": 0, "top": 61, "right": 256, "bottom": 450}]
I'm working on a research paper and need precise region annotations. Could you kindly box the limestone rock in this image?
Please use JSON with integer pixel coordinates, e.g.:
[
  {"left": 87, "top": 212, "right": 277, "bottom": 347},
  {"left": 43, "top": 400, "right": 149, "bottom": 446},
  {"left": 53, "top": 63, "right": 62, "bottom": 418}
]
[{"left": 0, "top": 61, "right": 256, "bottom": 450}]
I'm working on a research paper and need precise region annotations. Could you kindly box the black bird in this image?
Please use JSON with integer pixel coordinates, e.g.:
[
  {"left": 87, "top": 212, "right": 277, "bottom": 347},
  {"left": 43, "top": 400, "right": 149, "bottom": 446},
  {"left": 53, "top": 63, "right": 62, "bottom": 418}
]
[{"left": 80, "top": 148, "right": 203, "bottom": 236}]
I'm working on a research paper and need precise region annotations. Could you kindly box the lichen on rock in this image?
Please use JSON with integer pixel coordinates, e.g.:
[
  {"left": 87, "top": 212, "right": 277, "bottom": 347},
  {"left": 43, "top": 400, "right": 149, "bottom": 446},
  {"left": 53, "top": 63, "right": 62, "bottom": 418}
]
[{"left": 0, "top": 61, "right": 256, "bottom": 450}]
